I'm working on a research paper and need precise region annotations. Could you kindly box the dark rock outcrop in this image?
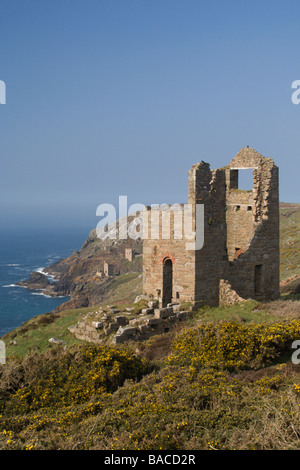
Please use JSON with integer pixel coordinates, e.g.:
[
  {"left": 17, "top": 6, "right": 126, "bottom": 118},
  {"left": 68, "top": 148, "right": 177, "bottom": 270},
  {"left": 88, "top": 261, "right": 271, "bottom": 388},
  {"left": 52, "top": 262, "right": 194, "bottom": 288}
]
[{"left": 17, "top": 271, "right": 51, "bottom": 290}]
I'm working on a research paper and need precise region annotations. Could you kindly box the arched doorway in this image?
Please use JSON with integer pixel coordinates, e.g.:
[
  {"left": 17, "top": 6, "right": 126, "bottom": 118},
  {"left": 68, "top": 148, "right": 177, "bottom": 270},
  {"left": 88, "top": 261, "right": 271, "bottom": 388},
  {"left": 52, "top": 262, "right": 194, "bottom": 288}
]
[{"left": 163, "top": 258, "right": 173, "bottom": 307}]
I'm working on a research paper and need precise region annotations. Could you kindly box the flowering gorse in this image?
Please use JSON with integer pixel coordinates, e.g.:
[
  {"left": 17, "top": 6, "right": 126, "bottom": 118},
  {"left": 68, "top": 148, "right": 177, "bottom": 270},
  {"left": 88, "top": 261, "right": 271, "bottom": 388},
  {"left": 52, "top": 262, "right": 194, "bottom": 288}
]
[{"left": 167, "top": 320, "right": 300, "bottom": 371}]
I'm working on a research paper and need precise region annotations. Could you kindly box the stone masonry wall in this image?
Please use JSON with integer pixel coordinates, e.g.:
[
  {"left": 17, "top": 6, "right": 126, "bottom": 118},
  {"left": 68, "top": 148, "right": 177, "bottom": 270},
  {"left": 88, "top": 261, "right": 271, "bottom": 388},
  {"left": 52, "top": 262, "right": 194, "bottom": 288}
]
[
  {"left": 142, "top": 205, "right": 196, "bottom": 306},
  {"left": 68, "top": 301, "right": 192, "bottom": 345},
  {"left": 224, "top": 148, "right": 280, "bottom": 301},
  {"left": 190, "top": 164, "right": 228, "bottom": 306}
]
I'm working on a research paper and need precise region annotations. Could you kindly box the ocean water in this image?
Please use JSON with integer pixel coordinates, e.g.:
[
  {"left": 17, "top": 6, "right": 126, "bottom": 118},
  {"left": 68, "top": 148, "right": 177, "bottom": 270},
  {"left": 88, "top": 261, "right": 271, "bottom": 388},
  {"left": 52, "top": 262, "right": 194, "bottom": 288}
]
[{"left": 0, "top": 226, "right": 89, "bottom": 337}]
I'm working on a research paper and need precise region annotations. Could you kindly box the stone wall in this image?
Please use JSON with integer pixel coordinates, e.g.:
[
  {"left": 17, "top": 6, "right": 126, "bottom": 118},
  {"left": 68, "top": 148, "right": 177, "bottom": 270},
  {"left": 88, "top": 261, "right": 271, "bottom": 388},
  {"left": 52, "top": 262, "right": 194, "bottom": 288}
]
[
  {"left": 224, "top": 148, "right": 280, "bottom": 301},
  {"left": 142, "top": 205, "right": 196, "bottom": 306},
  {"left": 68, "top": 302, "right": 193, "bottom": 345}
]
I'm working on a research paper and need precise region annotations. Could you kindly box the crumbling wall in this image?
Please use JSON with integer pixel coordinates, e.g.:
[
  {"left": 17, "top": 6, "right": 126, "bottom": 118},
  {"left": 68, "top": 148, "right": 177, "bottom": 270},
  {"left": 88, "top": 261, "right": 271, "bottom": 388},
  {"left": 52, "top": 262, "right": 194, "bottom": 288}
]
[
  {"left": 189, "top": 163, "right": 228, "bottom": 306},
  {"left": 223, "top": 148, "right": 280, "bottom": 301}
]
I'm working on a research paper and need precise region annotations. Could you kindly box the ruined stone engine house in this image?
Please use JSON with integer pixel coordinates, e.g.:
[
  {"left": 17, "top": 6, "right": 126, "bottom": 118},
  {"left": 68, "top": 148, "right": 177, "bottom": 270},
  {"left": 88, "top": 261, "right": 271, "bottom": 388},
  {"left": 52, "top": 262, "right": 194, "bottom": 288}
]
[{"left": 142, "top": 147, "right": 279, "bottom": 308}]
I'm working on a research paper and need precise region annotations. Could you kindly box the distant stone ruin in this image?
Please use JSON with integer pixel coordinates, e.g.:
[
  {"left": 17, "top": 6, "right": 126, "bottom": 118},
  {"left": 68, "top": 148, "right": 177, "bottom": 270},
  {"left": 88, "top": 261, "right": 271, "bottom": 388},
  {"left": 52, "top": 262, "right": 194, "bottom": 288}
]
[{"left": 104, "top": 262, "right": 113, "bottom": 277}]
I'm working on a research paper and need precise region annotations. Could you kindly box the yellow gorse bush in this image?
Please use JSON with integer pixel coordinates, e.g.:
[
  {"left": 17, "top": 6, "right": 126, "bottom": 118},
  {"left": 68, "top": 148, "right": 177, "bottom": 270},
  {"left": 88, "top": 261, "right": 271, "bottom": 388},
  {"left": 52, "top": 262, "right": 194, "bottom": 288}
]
[
  {"left": 1, "top": 319, "right": 300, "bottom": 450},
  {"left": 3, "top": 344, "right": 151, "bottom": 415},
  {"left": 167, "top": 320, "right": 300, "bottom": 371}
]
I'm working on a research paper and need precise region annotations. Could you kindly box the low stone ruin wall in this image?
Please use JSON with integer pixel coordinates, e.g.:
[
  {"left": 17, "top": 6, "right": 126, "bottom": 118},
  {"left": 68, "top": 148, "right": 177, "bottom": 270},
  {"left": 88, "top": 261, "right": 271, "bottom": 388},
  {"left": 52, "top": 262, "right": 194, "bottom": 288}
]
[{"left": 68, "top": 302, "right": 192, "bottom": 345}]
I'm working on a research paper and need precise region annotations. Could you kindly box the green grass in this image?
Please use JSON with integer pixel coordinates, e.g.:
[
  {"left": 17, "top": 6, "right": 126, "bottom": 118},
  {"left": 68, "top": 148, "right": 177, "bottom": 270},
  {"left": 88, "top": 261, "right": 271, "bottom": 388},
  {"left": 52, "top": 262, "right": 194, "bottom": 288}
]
[
  {"left": 4, "top": 296, "right": 299, "bottom": 359},
  {"left": 191, "top": 300, "right": 280, "bottom": 324},
  {"left": 102, "top": 272, "right": 142, "bottom": 304},
  {"left": 4, "top": 306, "right": 98, "bottom": 357},
  {"left": 3, "top": 271, "right": 143, "bottom": 357}
]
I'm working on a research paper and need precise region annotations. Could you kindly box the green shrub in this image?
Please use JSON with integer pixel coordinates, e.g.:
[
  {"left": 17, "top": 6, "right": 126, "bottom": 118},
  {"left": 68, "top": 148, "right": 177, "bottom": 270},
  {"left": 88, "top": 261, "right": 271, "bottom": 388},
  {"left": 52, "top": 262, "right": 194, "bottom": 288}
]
[
  {"left": 2, "top": 319, "right": 300, "bottom": 450},
  {"left": 166, "top": 320, "right": 300, "bottom": 371},
  {"left": 1, "top": 344, "right": 151, "bottom": 415}
]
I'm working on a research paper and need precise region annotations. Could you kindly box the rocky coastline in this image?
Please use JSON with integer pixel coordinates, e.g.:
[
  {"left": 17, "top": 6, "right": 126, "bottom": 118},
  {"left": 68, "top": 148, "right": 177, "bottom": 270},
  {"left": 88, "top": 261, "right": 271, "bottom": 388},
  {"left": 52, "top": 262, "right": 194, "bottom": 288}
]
[{"left": 16, "top": 220, "right": 143, "bottom": 310}]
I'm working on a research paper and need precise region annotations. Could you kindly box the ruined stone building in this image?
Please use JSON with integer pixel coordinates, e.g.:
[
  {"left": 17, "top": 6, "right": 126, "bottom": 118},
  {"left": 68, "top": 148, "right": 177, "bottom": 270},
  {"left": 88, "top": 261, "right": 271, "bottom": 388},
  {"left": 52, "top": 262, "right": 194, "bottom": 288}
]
[
  {"left": 104, "top": 262, "right": 113, "bottom": 277},
  {"left": 142, "top": 147, "right": 279, "bottom": 308}
]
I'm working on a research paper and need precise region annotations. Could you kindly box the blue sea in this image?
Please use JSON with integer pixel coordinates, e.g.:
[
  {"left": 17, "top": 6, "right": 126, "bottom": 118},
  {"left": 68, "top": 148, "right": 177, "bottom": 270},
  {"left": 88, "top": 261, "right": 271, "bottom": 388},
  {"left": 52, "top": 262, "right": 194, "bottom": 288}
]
[{"left": 0, "top": 226, "right": 89, "bottom": 337}]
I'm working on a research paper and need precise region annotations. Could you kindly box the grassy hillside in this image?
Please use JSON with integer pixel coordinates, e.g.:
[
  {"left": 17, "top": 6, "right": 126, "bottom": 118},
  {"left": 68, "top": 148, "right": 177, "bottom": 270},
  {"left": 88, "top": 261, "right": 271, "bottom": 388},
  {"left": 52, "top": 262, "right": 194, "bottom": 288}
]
[
  {"left": 280, "top": 203, "right": 300, "bottom": 281},
  {"left": 1, "top": 307, "right": 300, "bottom": 450},
  {"left": 3, "top": 272, "right": 142, "bottom": 357}
]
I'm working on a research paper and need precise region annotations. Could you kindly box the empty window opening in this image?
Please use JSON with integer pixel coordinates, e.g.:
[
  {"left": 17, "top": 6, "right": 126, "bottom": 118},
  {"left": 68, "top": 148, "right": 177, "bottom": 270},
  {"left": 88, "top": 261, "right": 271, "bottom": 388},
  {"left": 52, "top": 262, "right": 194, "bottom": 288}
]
[
  {"left": 254, "top": 265, "right": 263, "bottom": 294},
  {"left": 176, "top": 292, "right": 180, "bottom": 299},
  {"left": 236, "top": 205, "right": 240, "bottom": 212},
  {"left": 247, "top": 206, "right": 252, "bottom": 211},
  {"left": 237, "top": 169, "right": 254, "bottom": 190},
  {"left": 235, "top": 247, "right": 241, "bottom": 253}
]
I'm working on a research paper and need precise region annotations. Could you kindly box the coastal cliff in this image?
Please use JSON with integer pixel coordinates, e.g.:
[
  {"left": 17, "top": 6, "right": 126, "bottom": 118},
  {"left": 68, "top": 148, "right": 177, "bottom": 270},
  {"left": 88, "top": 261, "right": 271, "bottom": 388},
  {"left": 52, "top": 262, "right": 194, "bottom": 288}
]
[{"left": 17, "top": 215, "right": 143, "bottom": 309}]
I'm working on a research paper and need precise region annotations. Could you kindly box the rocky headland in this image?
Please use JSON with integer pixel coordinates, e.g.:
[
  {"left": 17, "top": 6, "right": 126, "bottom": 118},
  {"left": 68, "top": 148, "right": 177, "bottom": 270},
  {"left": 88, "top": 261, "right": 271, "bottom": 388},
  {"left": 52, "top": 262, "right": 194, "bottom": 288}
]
[{"left": 17, "top": 215, "right": 143, "bottom": 309}]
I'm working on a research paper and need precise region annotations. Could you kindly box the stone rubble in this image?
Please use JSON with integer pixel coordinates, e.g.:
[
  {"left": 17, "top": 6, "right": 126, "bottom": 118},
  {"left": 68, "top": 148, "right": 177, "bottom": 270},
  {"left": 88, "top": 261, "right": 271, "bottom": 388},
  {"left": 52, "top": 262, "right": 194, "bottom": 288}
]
[{"left": 68, "top": 301, "right": 192, "bottom": 345}]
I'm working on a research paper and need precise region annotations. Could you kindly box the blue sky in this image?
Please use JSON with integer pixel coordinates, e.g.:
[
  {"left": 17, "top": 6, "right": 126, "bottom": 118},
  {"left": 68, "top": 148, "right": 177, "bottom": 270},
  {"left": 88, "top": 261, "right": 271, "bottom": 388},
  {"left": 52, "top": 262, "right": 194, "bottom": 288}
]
[{"left": 0, "top": 0, "right": 300, "bottom": 230}]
